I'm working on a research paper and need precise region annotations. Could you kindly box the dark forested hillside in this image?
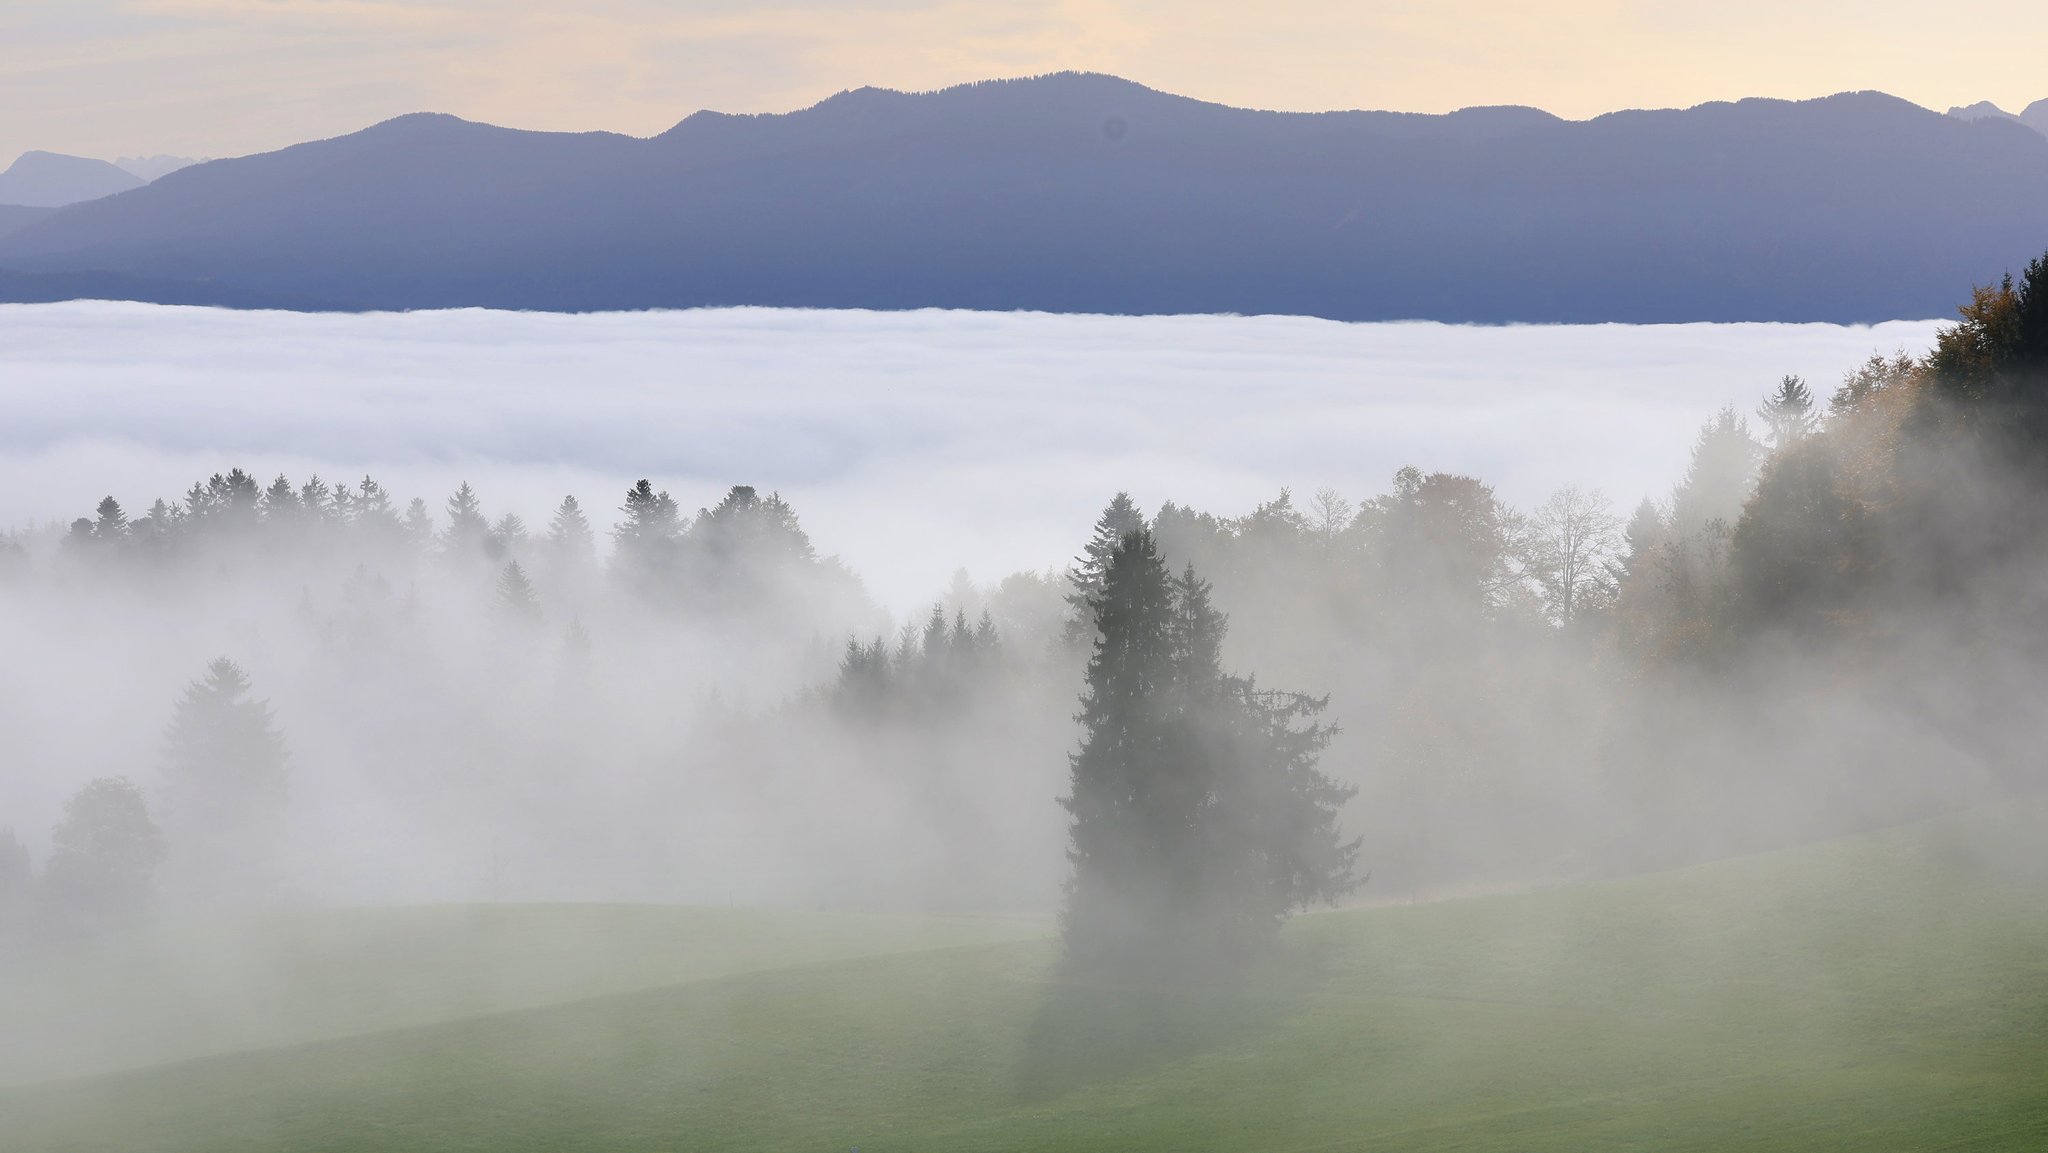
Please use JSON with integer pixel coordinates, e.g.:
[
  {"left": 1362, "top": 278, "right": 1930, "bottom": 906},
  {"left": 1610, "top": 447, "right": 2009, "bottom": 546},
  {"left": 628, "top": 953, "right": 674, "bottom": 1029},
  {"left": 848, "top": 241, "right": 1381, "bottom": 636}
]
[{"left": 4, "top": 73, "right": 2047, "bottom": 321}]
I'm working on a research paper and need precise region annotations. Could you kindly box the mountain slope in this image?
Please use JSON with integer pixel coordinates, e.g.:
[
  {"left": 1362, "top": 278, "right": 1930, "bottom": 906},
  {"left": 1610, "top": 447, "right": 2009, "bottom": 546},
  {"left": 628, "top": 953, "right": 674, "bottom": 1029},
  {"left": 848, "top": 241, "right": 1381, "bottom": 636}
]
[
  {"left": 0, "top": 205, "right": 55, "bottom": 239},
  {"left": 5, "top": 74, "right": 2048, "bottom": 322},
  {"left": 3, "top": 806, "right": 2044, "bottom": 1151},
  {"left": 1949, "top": 99, "right": 2048, "bottom": 138},
  {"left": 0, "top": 151, "right": 144, "bottom": 207}
]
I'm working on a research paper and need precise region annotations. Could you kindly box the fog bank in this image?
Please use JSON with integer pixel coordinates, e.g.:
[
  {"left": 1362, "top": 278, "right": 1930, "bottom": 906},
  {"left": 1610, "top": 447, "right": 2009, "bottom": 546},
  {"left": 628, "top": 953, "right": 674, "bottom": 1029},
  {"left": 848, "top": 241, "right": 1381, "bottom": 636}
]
[{"left": 0, "top": 303, "right": 1942, "bottom": 612}]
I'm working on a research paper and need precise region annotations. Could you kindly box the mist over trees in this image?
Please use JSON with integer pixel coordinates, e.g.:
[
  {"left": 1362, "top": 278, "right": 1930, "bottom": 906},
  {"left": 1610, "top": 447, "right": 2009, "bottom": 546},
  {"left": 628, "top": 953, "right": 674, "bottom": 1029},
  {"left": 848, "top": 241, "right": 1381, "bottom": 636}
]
[
  {"left": 5, "top": 254, "right": 2048, "bottom": 972},
  {"left": 1061, "top": 528, "right": 1357, "bottom": 972}
]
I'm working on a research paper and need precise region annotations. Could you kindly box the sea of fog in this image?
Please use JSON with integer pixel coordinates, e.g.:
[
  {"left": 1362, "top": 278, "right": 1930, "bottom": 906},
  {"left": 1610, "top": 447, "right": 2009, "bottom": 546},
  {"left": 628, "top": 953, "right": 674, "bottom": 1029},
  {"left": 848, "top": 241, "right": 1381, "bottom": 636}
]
[{"left": 0, "top": 303, "right": 1945, "bottom": 613}]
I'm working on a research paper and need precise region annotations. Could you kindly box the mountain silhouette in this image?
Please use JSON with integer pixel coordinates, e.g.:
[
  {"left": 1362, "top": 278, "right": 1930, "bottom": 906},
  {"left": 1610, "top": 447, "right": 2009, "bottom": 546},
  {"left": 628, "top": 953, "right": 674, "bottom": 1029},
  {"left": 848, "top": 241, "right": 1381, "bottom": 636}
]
[
  {"left": 0, "top": 205, "right": 56, "bottom": 240},
  {"left": 1948, "top": 100, "right": 2048, "bottom": 138},
  {"left": 0, "top": 151, "right": 145, "bottom": 208},
  {"left": 113, "top": 154, "right": 207, "bottom": 182},
  {"left": 5, "top": 73, "right": 2048, "bottom": 322}
]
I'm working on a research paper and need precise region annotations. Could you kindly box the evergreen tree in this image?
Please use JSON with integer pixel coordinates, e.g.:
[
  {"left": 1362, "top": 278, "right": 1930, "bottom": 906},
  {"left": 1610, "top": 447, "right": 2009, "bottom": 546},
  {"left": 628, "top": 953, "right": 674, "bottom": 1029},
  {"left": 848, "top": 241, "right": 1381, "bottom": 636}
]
[
  {"left": 1622, "top": 498, "right": 1666, "bottom": 572},
  {"left": 682, "top": 486, "right": 824, "bottom": 610},
  {"left": 93, "top": 496, "right": 129, "bottom": 541},
  {"left": 353, "top": 475, "right": 401, "bottom": 533},
  {"left": 328, "top": 479, "right": 356, "bottom": 526},
  {"left": 299, "top": 475, "right": 335, "bottom": 528},
  {"left": 442, "top": 482, "right": 492, "bottom": 560},
  {"left": 186, "top": 469, "right": 262, "bottom": 533},
  {"left": 1757, "top": 375, "right": 1818, "bottom": 448},
  {"left": 495, "top": 561, "right": 543, "bottom": 625},
  {"left": 1669, "top": 406, "right": 1765, "bottom": 538},
  {"left": 1061, "top": 530, "right": 1358, "bottom": 974},
  {"left": 161, "top": 658, "right": 291, "bottom": 903},
  {"left": 493, "top": 513, "right": 529, "bottom": 556},
  {"left": 261, "top": 474, "right": 303, "bottom": 525},
  {"left": 1064, "top": 492, "right": 1146, "bottom": 644},
  {"left": 42, "top": 778, "right": 164, "bottom": 923},
  {"left": 1729, "top": 437, "right": 1864, "bottom": 634},
  {"left": 130, "top": 498, "right": 179, "bottom": 561},
  {"left": 546, "top": 496, "right": 595, "bottom": 565},
  {"left": 614, "top": 480, "right": 682, "bottom": 590},
  {"left": 403, "top": 498, "right": 436, "bottom": 551}
]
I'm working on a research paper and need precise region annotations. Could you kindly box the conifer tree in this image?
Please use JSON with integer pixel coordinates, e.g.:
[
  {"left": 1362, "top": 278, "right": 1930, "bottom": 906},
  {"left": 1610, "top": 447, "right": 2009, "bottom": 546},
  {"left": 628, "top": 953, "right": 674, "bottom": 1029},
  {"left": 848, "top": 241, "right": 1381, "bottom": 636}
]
[
  {"left": 1064, "top": 492, "right": 1146, "bottom": 644},
  {"left": 614, "top": 479, "right": 682, "bottom": 589},
  {"left": 261, "top": 474, "right": 302, "bottom": 524},
  {"left": 492, "top": 513, "right": 529, "bottom": 556},
  {"left": 1622, "top": 498, "right": 1666, "bottom": 571},
  {"left": 327, "top": 479, "right": 356, "bottom": 526},
  {"left": 1669, "top": 406, "right": 1764, "bottom": 538},
  {"left": 547, "top": 496, "right": 596, "bottom": 566},
  {"left": 299, "top": 475, "right": 335, "bottom": 528},
  {"left": 1757, "top": 375, "right": 1818, "bottom": 448},
  {"left": 495, "top": 561, "right": 543, "bottom": 625},
  {"left": 403, "top": 498, "right": 435, "bottom": 551},
  {"left": 442, "top": 482, "right": 492, "bottom": 560},
  {"left": 161, "top": 658, "right": 291, "bottom": 903},
  {"left": 93, "top": 496, "right": 129, "bottom": 541},
  {"left": 1061, "top": 530, "right": 1358, "bottom": 974}
]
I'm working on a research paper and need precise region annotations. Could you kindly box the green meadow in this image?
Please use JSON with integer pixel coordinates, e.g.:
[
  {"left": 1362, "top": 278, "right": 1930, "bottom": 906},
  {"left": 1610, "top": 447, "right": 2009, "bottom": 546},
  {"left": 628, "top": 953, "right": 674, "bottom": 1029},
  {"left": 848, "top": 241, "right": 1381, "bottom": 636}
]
[{"left": 5, "top": 806, "right": 2046, "bottom": 1152}]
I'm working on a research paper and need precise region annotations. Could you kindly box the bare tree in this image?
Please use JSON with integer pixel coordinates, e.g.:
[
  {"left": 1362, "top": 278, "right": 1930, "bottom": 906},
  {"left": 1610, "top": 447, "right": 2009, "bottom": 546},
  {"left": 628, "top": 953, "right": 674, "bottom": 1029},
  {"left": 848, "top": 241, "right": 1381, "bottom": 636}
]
[
  {"left": 1525, "top": 485, "right": 1623, "bottom": 625},
  {"left": 1308, "top": 487, "right": 1354, "bottom": 547}
]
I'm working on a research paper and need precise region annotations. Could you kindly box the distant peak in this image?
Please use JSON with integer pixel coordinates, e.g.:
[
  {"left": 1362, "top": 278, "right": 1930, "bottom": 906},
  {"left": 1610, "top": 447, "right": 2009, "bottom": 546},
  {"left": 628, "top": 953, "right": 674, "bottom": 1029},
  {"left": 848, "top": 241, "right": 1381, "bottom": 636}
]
[
  {"left": 366, "top": 111, "right": 477, "bottom": 130},
  {"left": 1949, "top": 100, "right": 2019, "bottom": 121}
]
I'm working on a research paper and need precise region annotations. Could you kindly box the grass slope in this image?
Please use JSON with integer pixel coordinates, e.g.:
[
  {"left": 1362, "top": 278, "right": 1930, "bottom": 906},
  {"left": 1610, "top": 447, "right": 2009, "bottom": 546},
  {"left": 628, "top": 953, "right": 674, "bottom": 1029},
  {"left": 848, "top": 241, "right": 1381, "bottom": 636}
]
[
  {"left": 0, "top": 904, "right": 1042, "bottom": 1085},
  {"left": 5, "top": 809, "right": 2046, "bottom": 1151}
]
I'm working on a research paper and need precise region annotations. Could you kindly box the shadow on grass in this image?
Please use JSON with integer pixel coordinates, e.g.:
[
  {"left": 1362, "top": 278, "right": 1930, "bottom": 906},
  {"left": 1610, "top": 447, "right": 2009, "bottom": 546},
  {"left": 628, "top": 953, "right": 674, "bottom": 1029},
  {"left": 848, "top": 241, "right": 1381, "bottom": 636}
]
[{"left": 1013, "top": 940, "right": 1333, "bottom": 1104}]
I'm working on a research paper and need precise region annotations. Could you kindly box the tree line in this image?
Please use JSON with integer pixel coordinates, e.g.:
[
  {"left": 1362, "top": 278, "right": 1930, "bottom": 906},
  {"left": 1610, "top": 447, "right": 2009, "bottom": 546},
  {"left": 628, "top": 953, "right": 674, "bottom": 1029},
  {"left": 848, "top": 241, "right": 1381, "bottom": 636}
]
[{"left": 6, "top": 250, "right": 2047, "bottom": 974}]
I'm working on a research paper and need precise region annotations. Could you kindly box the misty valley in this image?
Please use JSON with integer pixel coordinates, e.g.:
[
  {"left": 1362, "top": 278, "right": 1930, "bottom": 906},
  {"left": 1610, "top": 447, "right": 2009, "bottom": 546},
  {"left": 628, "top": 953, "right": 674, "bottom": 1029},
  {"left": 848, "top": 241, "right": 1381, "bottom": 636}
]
[{"left": 4, "top": 259, "right": 2048, "bottom": 1150}]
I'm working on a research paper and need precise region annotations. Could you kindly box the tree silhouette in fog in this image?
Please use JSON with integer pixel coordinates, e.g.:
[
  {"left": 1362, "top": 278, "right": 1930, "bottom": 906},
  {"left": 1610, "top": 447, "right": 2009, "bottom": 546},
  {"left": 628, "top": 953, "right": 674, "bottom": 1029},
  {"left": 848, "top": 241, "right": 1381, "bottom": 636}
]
[
  {"left": 1063, "top": 491, "right": 1145, "bottom": 645},
  {"left": 161, "top": 658, "right": 291, "bottom": 902},
  {"left": 1061, "top": 526, "right": 1358, "bottom": 973},
  {"left": 495, "top": 561, "right": 543, "bottom": 625},
  {"left": 42, "top": 778, "right": 163, "bottom": 924}
]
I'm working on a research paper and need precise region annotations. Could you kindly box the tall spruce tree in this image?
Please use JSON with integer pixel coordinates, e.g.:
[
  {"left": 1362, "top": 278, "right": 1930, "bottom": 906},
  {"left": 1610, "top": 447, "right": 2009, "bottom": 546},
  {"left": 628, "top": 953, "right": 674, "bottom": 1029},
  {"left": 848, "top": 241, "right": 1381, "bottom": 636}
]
[
  {"left": 1757, "top": 375, "right": 1818, "bottom": 449},
  {"left": 442, "top": 482, "right": 492, "bottom": 561},
  {"left": 161, "top": 658, "right": 291, "bottom": 903},
  {"left": 546, "top": 496, "right": 596, "bottom": 566},
  {"left": 1061, "top": 529, "right": 1358, "bottom": 973},
  {"left": 495, "top": 560, "right": 543, "bottom": 625},
  {"left": 614, "top": 479, "right": 682, "bottom": 591},
  {"left": 1063, "top": 492, "right": 1146, "bottom": 645}
]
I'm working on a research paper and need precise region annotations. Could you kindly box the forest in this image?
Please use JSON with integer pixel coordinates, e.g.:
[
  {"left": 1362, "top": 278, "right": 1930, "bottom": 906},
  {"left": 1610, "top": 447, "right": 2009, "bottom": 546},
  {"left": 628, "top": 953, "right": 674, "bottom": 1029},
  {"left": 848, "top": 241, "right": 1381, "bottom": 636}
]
[{"left": 5, "top": 252, "right": 2048, "bottom": 968}]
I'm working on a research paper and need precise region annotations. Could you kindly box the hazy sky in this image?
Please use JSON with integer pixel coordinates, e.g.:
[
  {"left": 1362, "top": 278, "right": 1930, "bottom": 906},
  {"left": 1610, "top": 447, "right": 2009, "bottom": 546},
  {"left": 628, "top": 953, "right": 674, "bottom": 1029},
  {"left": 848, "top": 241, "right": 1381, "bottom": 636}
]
[
  {"left": 4, "top": 1, "right": 2046, "bottom": 166},
  {"left": 0, "top": 302, "right": 1942, "bottom": 612}
]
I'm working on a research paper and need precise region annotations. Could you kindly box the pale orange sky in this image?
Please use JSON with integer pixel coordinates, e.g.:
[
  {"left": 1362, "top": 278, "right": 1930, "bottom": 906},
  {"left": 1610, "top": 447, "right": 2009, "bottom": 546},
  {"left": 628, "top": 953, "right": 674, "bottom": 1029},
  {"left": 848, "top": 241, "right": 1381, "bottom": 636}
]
[{"left": 5, "top": 0, "right": 2047, "bottom": 166}]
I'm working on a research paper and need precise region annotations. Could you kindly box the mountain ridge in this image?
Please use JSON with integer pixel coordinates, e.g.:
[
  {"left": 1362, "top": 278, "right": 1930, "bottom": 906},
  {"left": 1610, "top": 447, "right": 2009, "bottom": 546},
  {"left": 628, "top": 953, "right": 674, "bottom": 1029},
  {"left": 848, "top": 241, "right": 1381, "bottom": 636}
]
[
  {"left": 0, "top": 150, "right": 144, "bottom": 208},
  {"left": 5, "top": 72, "right": 2047, "bottom": 322}
]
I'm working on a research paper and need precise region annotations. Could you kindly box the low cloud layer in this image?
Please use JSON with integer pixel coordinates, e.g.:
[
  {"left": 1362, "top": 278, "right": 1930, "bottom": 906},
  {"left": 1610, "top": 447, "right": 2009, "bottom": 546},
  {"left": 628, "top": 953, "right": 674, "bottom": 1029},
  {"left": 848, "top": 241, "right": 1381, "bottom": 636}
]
[{"left": 0, "top": 303, "right": 1941, "bottom": 612}]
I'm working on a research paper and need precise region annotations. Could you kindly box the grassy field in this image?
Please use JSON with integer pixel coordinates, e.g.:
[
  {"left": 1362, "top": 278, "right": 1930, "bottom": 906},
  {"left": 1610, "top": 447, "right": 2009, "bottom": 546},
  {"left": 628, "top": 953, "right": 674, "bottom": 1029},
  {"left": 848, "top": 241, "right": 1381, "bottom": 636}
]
[{"left": 4, "top": 807, "right": 2046, "bottom": 1151}]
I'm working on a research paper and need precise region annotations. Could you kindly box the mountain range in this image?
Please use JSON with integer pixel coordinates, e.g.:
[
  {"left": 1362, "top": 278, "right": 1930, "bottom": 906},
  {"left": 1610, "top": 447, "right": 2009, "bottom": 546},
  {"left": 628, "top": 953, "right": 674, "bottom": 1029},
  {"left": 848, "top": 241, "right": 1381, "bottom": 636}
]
[
  {"left": 1947, "top": 99, "right": 2048, "bottom": 138},
  {"left": 4, "top": 73, "right": 2048, "bottom": 322},
  {"left": 0, "top": 151, "right": 144, "bottom": 208}
]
